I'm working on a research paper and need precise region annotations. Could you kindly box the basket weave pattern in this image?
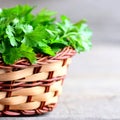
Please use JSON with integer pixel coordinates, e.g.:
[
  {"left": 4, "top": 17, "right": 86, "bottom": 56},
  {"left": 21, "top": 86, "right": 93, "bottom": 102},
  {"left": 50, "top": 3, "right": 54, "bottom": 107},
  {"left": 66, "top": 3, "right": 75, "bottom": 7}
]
[{"left": 0, "top": 47, "right": 75, "bottom": 116}]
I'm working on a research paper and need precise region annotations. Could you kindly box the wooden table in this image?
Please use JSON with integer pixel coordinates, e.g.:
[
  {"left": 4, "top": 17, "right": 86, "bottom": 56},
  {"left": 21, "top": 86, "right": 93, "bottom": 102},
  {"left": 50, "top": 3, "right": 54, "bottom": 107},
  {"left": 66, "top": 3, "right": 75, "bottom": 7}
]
[{"left": 1, "top": 45, "right": 120, "bottom": 120}]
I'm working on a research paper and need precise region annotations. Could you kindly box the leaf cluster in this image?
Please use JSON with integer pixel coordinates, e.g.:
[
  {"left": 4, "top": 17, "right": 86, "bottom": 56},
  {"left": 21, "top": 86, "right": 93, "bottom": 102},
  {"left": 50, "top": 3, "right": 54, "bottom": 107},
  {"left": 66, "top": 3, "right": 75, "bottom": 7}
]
[{"left": 0, "top": 5, "right": 92, "bottom": 65}]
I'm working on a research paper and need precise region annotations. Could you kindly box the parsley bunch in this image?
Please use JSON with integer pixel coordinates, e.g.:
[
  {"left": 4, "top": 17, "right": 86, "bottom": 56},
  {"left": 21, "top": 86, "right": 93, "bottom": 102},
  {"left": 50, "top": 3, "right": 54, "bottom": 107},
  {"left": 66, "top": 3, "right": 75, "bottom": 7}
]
[{"left": 0, "top": 5, "right": 92, "bottom": 65}]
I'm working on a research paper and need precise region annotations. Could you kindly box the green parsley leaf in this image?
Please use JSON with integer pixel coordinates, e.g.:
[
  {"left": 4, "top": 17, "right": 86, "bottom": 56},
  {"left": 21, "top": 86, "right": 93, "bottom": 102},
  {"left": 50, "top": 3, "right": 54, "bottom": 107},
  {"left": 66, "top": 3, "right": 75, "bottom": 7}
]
[
  {"left": 23, "top": 25, "right": 49, "bottom": 47},
  {"left": 38, "top": 41, "right": 55, "bottom": 56},
  {"left": 33, "top": 8, "right": 56, "bottom": 26},
  {"left": 2, "top": 44, "right": 36, "bottom": 64},
  {"left": 0, "top": 5, "right": 92, "bottom": 65},
  {"left": 19, "top": 44, "right": 36, "bottom": 64},
  {"left": 76, "top": 21, "right": 92, "bottom": 51},
  {"left": 0, "top": 42, "right": 5, "bottom": 53},
  {"left": 6, "top": 25, "right": 17, "bottom": 46},
  {"left": 15, "top": 23, "right": 33, "bottom": 34},
  {"left": 2, "top": 47, "right": 21, "bottom": 64}
]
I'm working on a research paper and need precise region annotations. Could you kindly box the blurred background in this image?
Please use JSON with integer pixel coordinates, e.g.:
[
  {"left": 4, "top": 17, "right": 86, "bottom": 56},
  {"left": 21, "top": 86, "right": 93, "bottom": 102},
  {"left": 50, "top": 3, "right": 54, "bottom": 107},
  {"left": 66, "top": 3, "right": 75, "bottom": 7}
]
[{"left": 0, "top": 0, "right": 120, "bottom": 94}]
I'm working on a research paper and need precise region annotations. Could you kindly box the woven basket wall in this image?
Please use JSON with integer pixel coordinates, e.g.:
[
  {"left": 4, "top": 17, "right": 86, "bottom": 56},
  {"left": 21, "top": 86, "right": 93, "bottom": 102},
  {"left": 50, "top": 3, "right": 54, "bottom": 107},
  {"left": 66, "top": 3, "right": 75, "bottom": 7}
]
[{"left": 0, "top": 47, "right": 76, "bottom": 116}]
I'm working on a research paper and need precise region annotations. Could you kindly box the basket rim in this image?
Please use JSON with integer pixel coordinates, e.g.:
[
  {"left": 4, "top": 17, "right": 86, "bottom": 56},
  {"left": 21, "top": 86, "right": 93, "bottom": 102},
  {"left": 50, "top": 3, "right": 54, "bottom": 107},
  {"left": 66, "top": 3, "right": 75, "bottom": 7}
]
[{"left": 0, "top": 47, "right": 76, "bottom": 69}]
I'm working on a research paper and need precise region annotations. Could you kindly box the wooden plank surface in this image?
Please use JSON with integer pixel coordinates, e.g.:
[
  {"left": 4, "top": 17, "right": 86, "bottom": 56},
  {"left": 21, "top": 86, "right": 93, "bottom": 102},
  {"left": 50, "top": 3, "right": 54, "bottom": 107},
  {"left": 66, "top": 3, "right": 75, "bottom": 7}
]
[{"left": 1, "top": 45, "right": 120, "bottom": 120}]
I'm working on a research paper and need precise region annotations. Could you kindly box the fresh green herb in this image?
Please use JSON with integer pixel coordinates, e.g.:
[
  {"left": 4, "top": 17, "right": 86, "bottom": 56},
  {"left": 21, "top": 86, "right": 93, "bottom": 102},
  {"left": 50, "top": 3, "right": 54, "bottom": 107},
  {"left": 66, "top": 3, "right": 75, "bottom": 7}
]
[
  {"left": 2, "top": 44, "right": 36, "bottom": 64},
  {"left": 0, "top": 5, "right": 92, "bottom": 65}
]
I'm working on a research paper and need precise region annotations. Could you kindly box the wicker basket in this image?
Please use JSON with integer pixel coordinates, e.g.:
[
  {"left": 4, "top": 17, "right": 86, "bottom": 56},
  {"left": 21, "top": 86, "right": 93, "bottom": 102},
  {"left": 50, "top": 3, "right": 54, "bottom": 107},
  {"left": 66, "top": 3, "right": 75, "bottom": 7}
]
[{"left": 0, "top": 47, "right": 76, "bottom": 116}]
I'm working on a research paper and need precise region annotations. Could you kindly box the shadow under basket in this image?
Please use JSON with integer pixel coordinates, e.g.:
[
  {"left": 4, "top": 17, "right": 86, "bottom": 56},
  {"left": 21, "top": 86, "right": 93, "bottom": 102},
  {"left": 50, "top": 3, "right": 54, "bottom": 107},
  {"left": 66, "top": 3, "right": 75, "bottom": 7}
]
[{"left": 0, "top": 47, "right": 76, "bottom": 116}]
